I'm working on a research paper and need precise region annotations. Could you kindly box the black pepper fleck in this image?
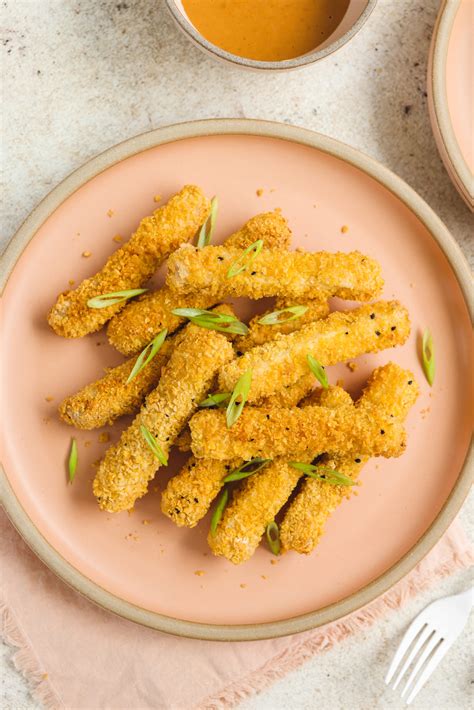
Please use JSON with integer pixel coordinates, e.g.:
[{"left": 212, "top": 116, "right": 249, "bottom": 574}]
[
  {"left": 391, "top": 326, "right": 397, "bottom": 331},
  {"left": 380, "top": 429, "right": 385, "bottom": 435},
  {"left": 375, "top": 330, "right": 381, "bottom": 336},
  {"left": 354, "top": 458, "right": 361, "bottom": 463},
  {"left": 370, "top": 313, "right": 375, "bottom": 319}
]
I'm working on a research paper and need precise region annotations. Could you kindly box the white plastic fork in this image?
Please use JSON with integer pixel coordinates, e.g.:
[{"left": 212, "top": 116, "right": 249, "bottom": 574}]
[{"left": 385, "top": 586, "right": 473, "bottom": 705}]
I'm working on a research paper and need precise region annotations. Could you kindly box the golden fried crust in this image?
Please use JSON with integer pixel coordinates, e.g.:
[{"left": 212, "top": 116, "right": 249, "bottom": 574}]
[
  {"left": 207, "top": 459, "right": 301, "bottom": 564},
  {"left": 280, "top": 364, "right": 419, "bottom": 554},
  {"left": 161, "top": 375, "right": 316, "bottom": 529},
  {"left": 58, "top": 338, "right": 176, "bottom": 430},
  {"left": 107, "top": 210, "right": 292, "bottom": 355},
  {"left": 166, "top": 245, "right": 384, "bottom": 301},
  {"left": 92, "top": 324, "right": 234, "bottom": 512},
  {"left": 235, "top": 297, "right": 330, "bottom": 352},
  {"left": 219, "top": 301, "right": 411, "bottom": 402},
  {"left": 47, "top": 186, "right": 210, "bottom": 338},
  {"left": 190, "top": 403, "right": 406, "bottom": 461}
]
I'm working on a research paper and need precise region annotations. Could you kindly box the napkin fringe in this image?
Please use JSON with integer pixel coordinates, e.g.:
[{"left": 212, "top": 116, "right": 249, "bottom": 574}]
[
  {"left": 1, "top": 598, "right": 63, "bottom": 710},
  {"left": 198, "top": 542, "right": 473, "bottom": 710}
]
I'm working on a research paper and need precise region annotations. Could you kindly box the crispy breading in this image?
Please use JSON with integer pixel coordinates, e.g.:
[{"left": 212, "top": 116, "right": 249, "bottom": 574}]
[
  {"left": 166, "top": 245, "right": 383, "bottom": 301},
  {"left": 58, "top": 305, "right": 236, "bottom": 430},
  {"left": 236, "top": 297, "right": 329, "bottom": 352},
  {"left": 48, "top": 186, "right": 210, "bottom": 338},
  {"left": 107, "top": 210, "right": 292, "bottom": 355},
  {"left": 92, "top": 323, "right": 234, "bottom": 512},
  {"left": 280, "top": 364, "right": 419, "bottom": 554},
  {"left": 218, "top": 301, "right": 410, "bottom": 402},
  {"left": 206, "top": 386, "right": 352, "bottom": 564},
  {"left": 161, "top": 375, "right": 316, "bottom": 528},
  {"left": 59, "top": 338, "right": 176, "bottom": 429},
  {"left": 190, "top": 401, "right": 406, "bottom": 461}
]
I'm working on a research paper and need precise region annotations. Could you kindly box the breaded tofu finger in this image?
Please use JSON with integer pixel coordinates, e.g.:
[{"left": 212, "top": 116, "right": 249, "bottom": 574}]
[
  {"left": 236, "top": 296, "right": 330, "bottom": 352},
  {"left": 190, "top": 403, "right": 406, "bottom": 461},
  {"left": 48, "top": 185, "right": 210, "bottom": 338},
  {"left": 161, "top": 375, "right": 316, "bottom": 527},
  {"left": 107, "top": 210, "right": 291, "bottom": 355},
  {"left": 166, "top": 245, "right": 383, "bottom": 301},
  {"left": 207, "top": 388, "right": 353, "bottom": 564},
  {"left": 219, "top": 301, "right": 410, "bottom": 402},
  {"left": 59, "top": 337, "right": 176, "bottom": 429},
  {"left": 280, "top": 364, "right": 419, "bottom": 554},
  {"left": 93, "top": 324, "right": 234, "bottom": 513}
]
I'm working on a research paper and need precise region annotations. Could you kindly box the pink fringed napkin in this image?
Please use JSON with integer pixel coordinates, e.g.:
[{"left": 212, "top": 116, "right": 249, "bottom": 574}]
[{"left": 1, "top": 508, "right": 472, "bottom": 710}]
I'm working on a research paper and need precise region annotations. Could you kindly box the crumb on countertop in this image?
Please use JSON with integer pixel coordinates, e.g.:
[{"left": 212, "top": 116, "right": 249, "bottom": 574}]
[
  {"left": 112, "top": 234, "right": 123, "bottom": 243},
  {"left": 153, "top": 194, "right": 162, "bottom": 203},
  {"left": 106, "top": 209, "right": 114, "bottom": 217},
  {"left": 240, "top": 583, "right": 247, "bottom": 588},
  {"left": 45, "top": 395, "right": 54, "bottom": 402},
  {"left": 256, "top": 188, "right": 264, "bottom": 197},
  {"left": 127, "top": 508, "right": 134, "bottom": 515},
  {"left": 98, "top": 432, "right": 110, "bottom": 443},
  {"left": 270, "top": 559, "right": 278, "bottom": 565},
  {"left": 82, "top": 251, "right": 92, "bottom": 258},
  {"left": 261, "top": 575, "right": 267, "bottom": 580},
  {"left": 68, "top": 279, "right": 75, "bottom": 286},
  {"left": 152, "top": 486, "right": 159, "bottom": 493},
  {"left": 341, "top": 225, "right": 349, "bottom": 234},
  {"left": 194, "top": 570, "right": 205, "bottom": 576},
  {"left": 142, "top": 519, "right": 151, "bottom": 525},
  {"left": 84, "top": 440, "right": 91, "bottom": 447},
  {"left": 347, "top": 361, "right": 358, "bottom": 372}
]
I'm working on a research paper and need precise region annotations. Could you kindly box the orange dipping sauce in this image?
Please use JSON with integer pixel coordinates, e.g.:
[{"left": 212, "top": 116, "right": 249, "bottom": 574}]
[{"left": 181, "top": 0, "right": 351, "bottom": 62}]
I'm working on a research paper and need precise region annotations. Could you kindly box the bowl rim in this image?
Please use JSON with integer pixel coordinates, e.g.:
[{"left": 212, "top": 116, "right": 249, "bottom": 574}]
[
  {"left": 428, "top": 0, "right": 473, "bottom": 209},
  {"left": 165, "top": 0, "right": 378, "bottom": 70},
  {"left": 1, "top": 118, "right": 472, "bottom": 642}
]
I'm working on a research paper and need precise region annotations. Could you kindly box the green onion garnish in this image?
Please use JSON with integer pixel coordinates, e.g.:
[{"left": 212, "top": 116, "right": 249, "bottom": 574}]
[
  {"left": 289, "top": 462, "right": 355, "bottom": 486},
  {"left": 196, "top": 196, "right": 218, "bottom": 249},
  {"left": 126, "top": 329, "right": 168, "bottom": 384},
  {"left": 199, "top": 392, "right": 231, "bottom": 408},
  {"left": 87, "top": 289, "right": 148, "bottom": 309},
  {"left": 140, "top": 424, "right": 168, "bottom": 466},
  {"left": 226, "top": 239, "right": 264, "bottom": 278},
  {"left": 226, "top": 369, "right": 252, "bottom": 428},
  {"left": 421, "top": 329, "right": 435, "bottom": 386},
  {"left": 171, "top": 308, "right": 249, "bottom": 336},
  {"left": 257, "top": 305, "right": 308, "bottom": 326},
  {"left": 223, "top": 458, "right": 271, "bottom": 482},
  {"left": 68, "top": 437, "right": 78, "bottom": 484},
  {"left": 307, "top": 354, "right": 329, "bottom": 388},
  {"left": 265, "top": 521, "right": 280, "bottom": 555},
  {"left": 210, "top": 487, "right": 229, "bottom": 536}
]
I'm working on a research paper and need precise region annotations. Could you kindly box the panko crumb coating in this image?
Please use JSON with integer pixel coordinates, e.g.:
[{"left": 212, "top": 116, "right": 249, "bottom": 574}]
[
  {"left": 92, "top": 323, "right": 234, "bottom": 512},
  {"left": 280, "top": 363, "right": 419, "bottom": 554},
  {"left": 166, "top": 245, "right": 384, "bottom": 301},
  {"left": 48, "top": 185, "right": 210, "bottom": 338},
  {"left": 161, "top": 374, "right": 316, "bottom": 528},
  {"left": 190, "top": 401, "right": 406, "bottom": 461},
  {"left": 218, "top": 301, "right": 411, "bottom": 402},
  {"left": 107, "top": 210, "right": 292, "bottom": 355}
]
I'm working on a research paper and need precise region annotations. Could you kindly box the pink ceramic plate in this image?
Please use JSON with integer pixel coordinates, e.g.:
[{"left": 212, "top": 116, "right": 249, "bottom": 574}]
[
  {"left": 0, "top": 120, "right": 472, "bottom": 641},
  {"left": 428, "top": 0, "right": 474, "bottom": 210}
]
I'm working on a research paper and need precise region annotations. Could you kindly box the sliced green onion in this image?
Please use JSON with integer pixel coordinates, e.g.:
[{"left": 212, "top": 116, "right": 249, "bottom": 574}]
[
  {"left": 265, "top": 521, "right": 281, "bottom": 555},
  {"left": 140, "top": 424, "right": 168, "bottom": 466},
  {"left": 289, "top": 462, "right": 355, "bottom": 486},
  {"left": 257, "top": 305, "right": 308, "bottom": 326},
  {"left": 307, "top": 354, "right": 329, "bottom": 388},
  {"left": 87, "top": 288, "right": 148, "bottom": 309},
  {"left": 126, "top": 329, "right": 168, "bottom": 384},
  {"left": 223, "top": 458, "right": 271, "bottom": 482},
  {"left": 199, "top": 392, "right": 231, "bottom": 408},
  {"left": 226, "top": 239, "right": 264, "bottom": 278},
  {"left": 171, "top": 308, "right": 249, "bottom": 336},
  {"left": 68, "top": 437, "right": 78, "bottom": 484},
  {"left": 422, "top": 329, "right": 435, "bottom": 386},
  {"left": 226, "top": 369, "right": 252, "bottom": 428},
  {"left": 196, "top": 196, "right": 218, "bottom": 249},
  {"left": 210, "top": 487, "right": 228, "bottom": 536}
]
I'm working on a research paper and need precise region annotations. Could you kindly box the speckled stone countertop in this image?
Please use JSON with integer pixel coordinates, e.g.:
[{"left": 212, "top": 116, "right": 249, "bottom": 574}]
[{"left": 1, "top": 1, "right": 472, "bottom": 708}]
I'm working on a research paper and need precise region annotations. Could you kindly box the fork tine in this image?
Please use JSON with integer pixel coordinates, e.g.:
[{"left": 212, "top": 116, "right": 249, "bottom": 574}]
[
  {"left": 385, "top": 620, "right": 429, "bottom": 685},
  {"left": 392, "top": 625, "right": 433, "bottom": 690},
  {"left": 401, "top": 634, "right": 443, "bottom": 700},
  {"left": 405, "top": 641, "right": 448, "bottom": 705}
]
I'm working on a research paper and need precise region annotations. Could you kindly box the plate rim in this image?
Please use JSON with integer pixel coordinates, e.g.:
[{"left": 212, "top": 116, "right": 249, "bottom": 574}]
[
  {"left": 1, "top": 118, "right": 472, "bottom": 641},
  {"left": 428, "top": 0, "right": 473, "bottom": 210}
]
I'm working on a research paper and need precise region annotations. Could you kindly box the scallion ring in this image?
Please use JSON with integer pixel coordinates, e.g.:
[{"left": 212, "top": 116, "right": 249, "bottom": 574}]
[
  {"left": 140, "top": 424, "right": 168, "bottom": 466},
  {"left": 196, "top": 196, "right": 218, "bottom": 248},
  {"left": 265, "top": 521, "right": 281, "bottom": 555},
  {"left": 87, "top": 288, "right": 148, "bottom": 309},
  {"left": 307, "top": 353, "right": 329, "bottom": 388},
  {"left": 289, "top": 462, "right": 355, "bottom": 487},
  {"left": 226, "top": 239, "right": 264, "bottom": 278},
  {"left": 126, "top": 329, "right": 168, "bottom": 384},
  {"left": 257, "top": 305, "right": 308, "bottom": 326},
  {"left": 226, "top": 369, "right": 252, "bottom": 428},
  {"left": 199, "top": 392, "right": 231, "bottom": 408},
  {"left": 223, "top": 458, "right": 271, "bottom": 482},
  {"left": 210, "top": 487, "right": 229, "bottom": 536},
  {"left": 421, "top": 328, "right": 435, "bottom": 386},
  {"left": 171, "top": 308, "right": 249, "bottom": 336},
  {"left": 68, "top": 437, "right": 78, "bottom": 484}
]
